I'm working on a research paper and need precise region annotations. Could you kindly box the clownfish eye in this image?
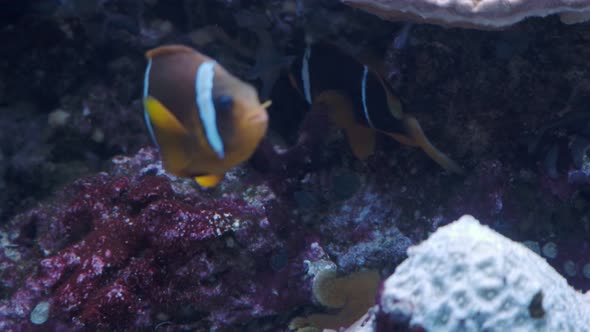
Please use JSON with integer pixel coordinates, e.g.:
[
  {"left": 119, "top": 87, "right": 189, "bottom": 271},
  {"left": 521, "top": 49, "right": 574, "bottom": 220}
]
[{"left": 214, "top": 95, "right": 233, "bottom": 113}]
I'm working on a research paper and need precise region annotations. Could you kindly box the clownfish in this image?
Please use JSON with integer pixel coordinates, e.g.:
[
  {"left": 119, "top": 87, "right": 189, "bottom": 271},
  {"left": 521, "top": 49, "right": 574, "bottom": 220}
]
[
  {"left": 143, "top": 44, "right": 271, "bottom": 187},
  {"left": 289, "top": 43, "right": 462, "bottom": 173}
]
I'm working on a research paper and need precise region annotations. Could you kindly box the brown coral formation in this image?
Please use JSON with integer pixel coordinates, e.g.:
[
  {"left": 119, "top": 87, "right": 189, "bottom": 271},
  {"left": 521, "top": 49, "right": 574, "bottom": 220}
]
[{"left": 290, "top": 270, "right": 380, "bottom": 331}]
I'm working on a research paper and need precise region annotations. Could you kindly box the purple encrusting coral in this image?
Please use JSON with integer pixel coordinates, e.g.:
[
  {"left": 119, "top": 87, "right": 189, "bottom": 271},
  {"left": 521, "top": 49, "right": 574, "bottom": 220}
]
[{"left": 0, "top": 149, "right": 326, "bottom": 331}]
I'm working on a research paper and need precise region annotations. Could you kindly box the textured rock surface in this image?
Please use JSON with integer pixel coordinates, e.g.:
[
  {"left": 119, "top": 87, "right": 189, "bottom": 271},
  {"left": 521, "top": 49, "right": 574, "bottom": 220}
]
[
  {"left": 372, "top": 215, "right": 590, "bottom": 332},
  {"left": 0, "top": 143, "right": 416, "bottom": 331},
  {"left": 342, "top": 0, "right": 590, "bottom": 28},
  {"left": 0, "top": 149, "right": 332, "bottom": 331}
]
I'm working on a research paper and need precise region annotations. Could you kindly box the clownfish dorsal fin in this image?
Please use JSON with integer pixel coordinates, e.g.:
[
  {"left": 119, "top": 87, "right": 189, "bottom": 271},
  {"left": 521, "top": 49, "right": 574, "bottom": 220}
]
[
  {"left": 143, "top": 96, "right": 191, "bottom": 174},
  {"left": 195, "top": 60, "right": 225, "bottom": 159},
  {"left": 145, "top": 44, "right": 195, "bottom": 59},
  {"left": 195, "top": 174, "right": 223, "bottom": 188}
]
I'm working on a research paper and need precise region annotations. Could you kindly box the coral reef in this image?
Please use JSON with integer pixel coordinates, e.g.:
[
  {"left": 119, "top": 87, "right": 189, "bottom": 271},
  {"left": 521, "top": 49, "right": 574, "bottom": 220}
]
[
  {"left": 347, "top": 215, "right": 590, "bottom": 332},
  {"left": 0, "top": 149, "right": 328, "bottom": 331}
]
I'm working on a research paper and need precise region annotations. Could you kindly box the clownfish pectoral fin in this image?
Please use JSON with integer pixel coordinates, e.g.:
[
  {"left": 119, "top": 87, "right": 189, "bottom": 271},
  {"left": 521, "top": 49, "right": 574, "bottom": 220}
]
[
  {"left": 143, "top": 96, "right": 191, "bottom": 174},
  {"left": 144, "top": 96, "right": 188, "bottom": 135},
  {"left": 345, "top": 124, "right": 376, "bottom": 160},
  {"left": 399, "top": 115, "right": 463, "bottom": 174},
  {"left": 314, "top": 90, "right": 375, "bottom": 159},
  {"left": 194, "top": 174, "right": 223, "bottom": 188}
]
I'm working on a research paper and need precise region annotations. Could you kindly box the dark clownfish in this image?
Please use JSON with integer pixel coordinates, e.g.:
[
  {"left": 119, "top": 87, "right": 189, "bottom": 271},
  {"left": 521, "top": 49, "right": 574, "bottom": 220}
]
[
  {"left": 143, "top": 45, "right": 271, "bottom": 187},
  {"left": 289, "top": 43, "right": 462, "bottom": 173}
]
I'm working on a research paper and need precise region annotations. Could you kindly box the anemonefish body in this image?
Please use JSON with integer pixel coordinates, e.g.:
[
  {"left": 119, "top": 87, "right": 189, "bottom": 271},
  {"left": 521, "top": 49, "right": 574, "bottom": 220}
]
[
  {"left": 143, "top": 45, "right": 270, "bottom": 187},
  {"left": 290, "top": 43, "right": 462, "bottom": 173}
]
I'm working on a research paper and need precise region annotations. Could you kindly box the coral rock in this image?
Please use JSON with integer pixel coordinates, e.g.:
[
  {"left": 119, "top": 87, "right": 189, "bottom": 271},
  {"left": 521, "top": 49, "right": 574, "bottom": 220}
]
[
  {"left": 0, "top": 149, "right": 324, "bottom": 331},
  {"left": 342, "top": 0, "right": 590, "bottom": 29},
  {"left": 347, "top": 215, "right": 590, "bottom": 332}
]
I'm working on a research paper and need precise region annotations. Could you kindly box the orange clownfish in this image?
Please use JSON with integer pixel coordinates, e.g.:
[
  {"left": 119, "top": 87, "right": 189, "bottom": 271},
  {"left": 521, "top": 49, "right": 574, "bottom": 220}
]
[
  {"left": 289, "top": 43, "right": 462, "bottom": 173},
  {"left": 143, "top": 44, "right": 271, "bottom": 187}
]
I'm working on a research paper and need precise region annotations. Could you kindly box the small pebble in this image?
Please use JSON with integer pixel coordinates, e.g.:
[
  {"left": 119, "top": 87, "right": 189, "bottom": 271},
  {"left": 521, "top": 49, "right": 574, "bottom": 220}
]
[
  {"left": 563, "top": 260, "right": 577, "bottom": 277},
  {"left": 156, "top": 312, "right": 170, "bottom": 321},
  {"left": 91, "top": 128, "right": 104, "bottom": 143},
  {"left": 48, "top": 110, "right": 70, "bottom": 128},
  {"left": 522, "top": 241, "right": 541, "bottom": 255},
  {"left": 541, "top": 242, "right": 558, "bottom": 259},
  {"left": 30, "top": 301, "right": 50, "bottom": 325}
]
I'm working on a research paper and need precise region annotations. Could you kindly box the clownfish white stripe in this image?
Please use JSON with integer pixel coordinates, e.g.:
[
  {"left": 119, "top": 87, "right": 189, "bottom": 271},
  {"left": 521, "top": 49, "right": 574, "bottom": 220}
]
[
  {"left": 143, "top": 59, "right": 151, "bottom": 98},
  {"left": 361, "top": 65, "right": 375, "bottom": 128},
  {"left": 143, "top": 59, "right": 158, "bottom": 148},
  {"left": 195, "top": 60, "right": 225, "bottom": 159},
  {"left": 302, "top": 45, "right": 312, "bottom": 104}
]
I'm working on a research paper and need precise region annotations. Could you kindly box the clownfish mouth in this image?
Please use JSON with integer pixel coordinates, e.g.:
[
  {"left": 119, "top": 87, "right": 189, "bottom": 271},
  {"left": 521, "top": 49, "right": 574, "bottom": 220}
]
[{"left": 247, "top": 111, "right": 268, "bottom": 124}]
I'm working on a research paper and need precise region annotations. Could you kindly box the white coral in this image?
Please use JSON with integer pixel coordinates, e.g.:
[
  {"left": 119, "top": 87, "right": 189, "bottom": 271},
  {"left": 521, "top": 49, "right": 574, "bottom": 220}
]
[{"left": 381, "top": 215, "right": 590, "bottom": 332}]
